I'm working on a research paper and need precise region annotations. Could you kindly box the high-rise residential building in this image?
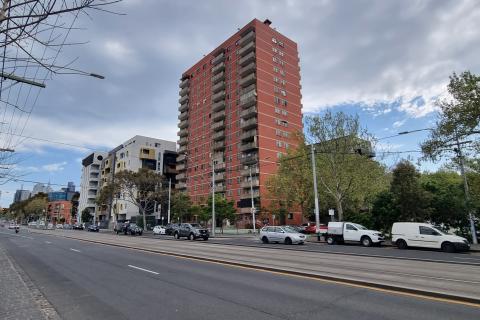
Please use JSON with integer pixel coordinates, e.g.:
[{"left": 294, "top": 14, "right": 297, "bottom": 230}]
[
  {"left": 79, "top": 152, "right": 107, "bottom": 222},
  {"left": 13, "top": 189, "right": 31, "bottom": 203},
  {"left": 98, "top": 135, "right": 177, "bottom": 225},
  {"left": 31, "top": 183, "right": 53, "bottom": 196},
  {"left": 176, "top": 19, "right": 303, "bottom": 226}
]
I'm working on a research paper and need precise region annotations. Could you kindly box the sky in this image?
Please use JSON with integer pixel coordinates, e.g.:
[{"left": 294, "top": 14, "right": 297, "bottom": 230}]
[{"left": 1, "top": 0, "right": 479, "bottom": 207}]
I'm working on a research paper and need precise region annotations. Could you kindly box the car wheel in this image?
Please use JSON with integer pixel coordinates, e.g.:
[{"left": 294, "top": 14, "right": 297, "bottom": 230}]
[
  {"left": 396, "top": 239, "right": 408, "bottom": 250},
  {"left": 261, "top": 236, "right": 269, "bottom": 244},
  {"left": 361, "top": 236, "right": 372, "bottom": 247},
  {"left": 326, "top": 236, "right": 336, "bottom": 245},
  {"left": 442, "top": 242, "right": 455, "bottom": 253},
  {"left": 188, "top": 233, "right": 195, "bottom": 241},
  {"left": 203, "top": 237, "right": 208, "bottom": 241},
  {"left": 284, "top": 237, "right": 292, "bottom": 245},
  {"left": 299, "top": 241, "right": 304, "bottom": 245},
  {"left": 174, "top": 232, "right": 179, "bottom": 239}
]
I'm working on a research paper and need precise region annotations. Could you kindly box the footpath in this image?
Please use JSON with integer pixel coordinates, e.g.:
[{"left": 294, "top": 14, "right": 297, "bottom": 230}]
[{"left": 0, "top": 243, "right": 60, "bottom": 320}]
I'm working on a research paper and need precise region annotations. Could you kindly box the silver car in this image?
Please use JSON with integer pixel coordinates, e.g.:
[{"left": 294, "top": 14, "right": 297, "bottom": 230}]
[{"left": 260, "top": 226, "right": 306, "bottom": 245}]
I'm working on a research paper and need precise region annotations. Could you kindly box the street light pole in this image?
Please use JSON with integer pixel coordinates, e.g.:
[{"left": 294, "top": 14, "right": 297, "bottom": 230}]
[
  {"left": 311, "top": 144, "right": 321, "bottom": 234},
  {"left": 211, "top": 159, "right": 216, "bottom": 237},
  {"left": 167, "top": 178, "right": 171, "bottom": 224},
  {"left": 456, "top": 137, "right": 478, "bottom": 244},
  {"left": 249, "top": 166, "right": 256, "bottom": 234}
]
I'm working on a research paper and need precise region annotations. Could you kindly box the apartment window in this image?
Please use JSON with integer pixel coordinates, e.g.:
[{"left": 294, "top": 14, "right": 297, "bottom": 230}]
[
  {"left": 278, "top": 41, "right": 284, "bottom": 47},
  {"left": 272, "top": 56, "right": 278, "bottom": 63},
  {"left": 273, "top": 76, "right": 279, "bottom": 83},
  {"left": 274, "top": 86, "right": 280, "bottom": 93},
  {"left": 280, "top": 69, "right": 286, "bottom": 76},
  {"left": 281, "top": 99, "right": 288, "bottom": 107},
  {"left": 281, "top": 79, "right": 287, "bottom": 86},
  {"left": 274, "top": 96, "right": 281, "bottom": 104},
  {"left": 273, "top": 66, "right": 279, "bottom": 73},
  {"left": 272, "top": 37, "right": 277, "bottom": 44},
  {"left": 279, "top": 51, "right": 284, "bottom": 57},
  {"left": 280, "top": 90, "right": 287, "bottom": 97},
  {"left": 288, "top": 213, "right": 293, "bottom": 219},
  {"left": 272, "top": 47, "right": 278, "bottom": 53}
]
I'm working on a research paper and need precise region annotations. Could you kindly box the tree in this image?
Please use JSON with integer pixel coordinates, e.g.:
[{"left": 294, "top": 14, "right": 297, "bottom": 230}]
[
  {"left": 70, "top": 192, "right": 80, "bottom": 223},
  {"left": 81, "top": 208, "right": 93, "bottom": 223},
  {"left": 24, "top": 195, "right": 47, "bottom": 221},
  {"left": 306, "top": 111, "right": 388, "bottom": 220},
  {"left": 114, "top": 168, "right": 166, "bottom": 230},
  {"left": 422, "top": 71, "right": 480, "bottom": 160},
  {"left": 171, "top": 192, "right": 192, "bottom": 223},
  {"left": 203, "top": 195, "right": 236, "bottom": 233}
]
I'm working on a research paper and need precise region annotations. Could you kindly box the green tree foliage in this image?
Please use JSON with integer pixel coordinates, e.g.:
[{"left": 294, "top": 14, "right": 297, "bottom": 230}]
[
  {"left": 171, "top": 192, "right": 192, "bottom": 222},
  {"left": 203, "top": 195, "right": 236, "bottom": 232},
  {"left": 70, "top": 192, "right": 80, "bottom": 223},
  {"left": 422, "top": 71, "right": 480, "bottom": 160},
  {"left": 8, "top": 193, "right": 47, "bottom": 223},
  {"left": 306, "top": 111, "right": 388, "bottom": 220},
  {"left": 81, "top": 208, "right": 93, "bottom": 223}
]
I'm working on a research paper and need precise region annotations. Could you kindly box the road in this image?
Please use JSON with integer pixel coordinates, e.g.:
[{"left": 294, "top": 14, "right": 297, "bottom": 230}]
[{"left": 1, "top": 229, "right": 480, "bottom": 319}]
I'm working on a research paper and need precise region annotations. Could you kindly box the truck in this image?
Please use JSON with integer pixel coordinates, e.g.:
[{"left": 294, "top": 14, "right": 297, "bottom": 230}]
[{"left": 325, "top": 222, "right": 385, "bottom": 247}]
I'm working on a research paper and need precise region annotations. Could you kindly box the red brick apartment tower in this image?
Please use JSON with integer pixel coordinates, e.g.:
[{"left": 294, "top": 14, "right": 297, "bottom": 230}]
[{"left": 176, "top": 19, "right": 303, "bottom": 226}]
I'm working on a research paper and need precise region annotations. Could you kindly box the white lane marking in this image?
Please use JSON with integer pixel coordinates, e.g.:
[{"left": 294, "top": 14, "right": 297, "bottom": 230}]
[
  {"left": 70, "top": 248, "right": 81, "bottom": 253},
  {"left": 128, "top": 265, "right": 159, "bottom": 275},
  {"left": 45, "top": 241, "right": 51, "bottom": 244}
]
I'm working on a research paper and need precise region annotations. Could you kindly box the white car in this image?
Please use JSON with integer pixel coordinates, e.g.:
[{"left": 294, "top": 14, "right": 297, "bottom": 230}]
[
  {"left": 260, "top": 226, "right": 306, "bottom": 245},
  {"left": 392, "top": 222, "right": 470, "bottom": 252},
  {"left": 153, "top": 225, "right": 166, "bottom": 235},
  {"left": 8, "top": 223, "right": 18, "bottom": 229},
  {"left": 47, "top": 223, "right": 54, "bottom": 230},
  {"left": 56, "top": 224, "right": 63, "bottom": 229}
]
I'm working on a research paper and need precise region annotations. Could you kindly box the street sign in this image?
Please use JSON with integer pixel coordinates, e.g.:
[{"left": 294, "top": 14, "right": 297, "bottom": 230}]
[{"left": 328, "top": 209, "right": 334, "bottom": 216}]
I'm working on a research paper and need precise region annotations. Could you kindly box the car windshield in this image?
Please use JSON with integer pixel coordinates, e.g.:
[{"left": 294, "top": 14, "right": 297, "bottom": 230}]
[
  {"left": 190, "top": 224, "right": 203, "bottom": 228},
  {"left": 129, "top": 224, "right": 138, "bottom": 228},
  {"left": 283, "top": 226, "right": 299, "bottom": 233},
  {"left": 353, "top": 223, "right": 367, "bottom": 230}
]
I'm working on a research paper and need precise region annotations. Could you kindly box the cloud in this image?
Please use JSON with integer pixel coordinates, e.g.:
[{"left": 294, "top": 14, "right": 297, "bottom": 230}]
[
  {"left": 393, "top": 119, "right": 407, "bottom": 128},
  {"left": 42, "top": 162, "right": 68, "bottom": 172}
]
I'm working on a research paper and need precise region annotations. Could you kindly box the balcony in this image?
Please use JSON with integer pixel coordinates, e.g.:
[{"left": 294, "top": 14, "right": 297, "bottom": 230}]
[
  {"left": 212, "top": 130, "right": 225, "bottom": 141},
  {"left": 240, "top": 106, "right": 257, "bottom": 119},
  {"left": 239, "top": 73, "right": 256, "bottom": 87},
  {"left": 178, "top": 128, "right": 188, "bottom": 137},
  {"left": 240, "top": 153, "right": 258, "bottom": 165},
  {"left": 178, "top": 111, "right": 188, "bottom": 121},
  {"left": 179, "top": 86, "right": 189, "bottom": 97},
  {"left": 212, "top": 90, "right": 226, "bottom": 103},
  {"left": 178, "top": 119, "right": 189, "bottom": 129},
  {"left": 214, "top": 185, "right": 226, "bottom": 193},
  {"left": 239, "top": 95, "right": 256, "bottom": 109},
  {"left": 211, "top": 81, "right": 225, "bottom": 93},
  {"left": 215, "top": 162, "right": 226, "bottom": 171},
  {"left": 214, "top": 172, "right": 225, "bottom": 182},
  {"left": 179, "top": 78, "right": 190, "bottom": 89},
  {"left": 178, "top": 145, "right": 187, "bottom": 154},
  {"left": 211, "top": 71, "right": 225, "bottom": 84},
  {"left": 176, "top": 173, "right": 186, "bottom": 181},
  {"left": 179, "top": 95, "right": 189, "bottom": 104},
  {"left": 212, "top": 100, "right": 226, "bottom": 112},
  {"left": 238, "top": 40, "right": 255, "bottom": 57},
  {"left": 240, "top": 189, "right": 260, "bottom": 199},
  {"left": 241, "top": 179, "right": 259, "bottom": 189},
  {"left": 239, "top": 140, "right": 258, "bottom": 152},
  {"left": 212, "top": 110, "right": 226, "bottom": 122},
  {"left": 177, "top": 182, "right": 187, "bottom": 189},
  {"left": 177, "top": 154, "right": 186, "bottom": 162},
  {"left": 179, "top": 103, "right": 188, "bottom": 113},
  {"left": 238, "top": 62, "right": 255, "bottom": 77},
  {"left": 213, "top": 141, "right": 225, "bottom": 151},
  {"left": 212, "top": 61, "right": 225, "bottom": 75},
  {"left": 240, "top": 117, "right": 257, "bottom": 130},
  {"left": 211, "top": 120, "right": 225, "bottom": 131},
  {"left": 176, "top": 163, "right": 186, "bottom": 171},
  {"left": 178, "top": 137, "right": 188, "bottom": 145},
  {"left": 238, "top": 51, "right": 255, "bottom": 67},
  {"left": 212, "top": 52, "right": 225, "bottom": 65},
  {"left": 238, "top": 30, "right": 255, "bottom": 46},
  {"left": 241, "top": 166, "right": 259, "bottom": 176},
  {"left": 241, "top": 129, "right": 257, "bottom": 141}
]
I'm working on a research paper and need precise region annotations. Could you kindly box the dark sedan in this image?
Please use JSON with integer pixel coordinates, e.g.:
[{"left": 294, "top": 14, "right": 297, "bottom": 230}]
[
  {"left": 72, "top": 224, "right": 84, "bottom": 230},
  {"left": 87, "top": 224, "right": 99, "bottom": 232}
]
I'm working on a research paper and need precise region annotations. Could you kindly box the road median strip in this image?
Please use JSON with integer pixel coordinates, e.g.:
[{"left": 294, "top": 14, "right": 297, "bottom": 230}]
[{"left": 29, "top": 229, "right": 480, "bottom": 308}]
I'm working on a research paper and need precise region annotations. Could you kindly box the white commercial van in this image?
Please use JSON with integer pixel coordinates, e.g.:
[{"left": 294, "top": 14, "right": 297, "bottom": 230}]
[{"left": 391, "top": 222, "right": 470, "bottom": 252}]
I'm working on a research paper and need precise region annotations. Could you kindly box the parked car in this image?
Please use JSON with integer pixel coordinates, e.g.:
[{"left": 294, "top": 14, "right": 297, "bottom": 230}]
[
  {"left": 260, "top": 226, "right": 306, "bottom": 245},
  {"left": 392, "top": 222, "right": 470, "bottom": 253},
  {"left": 126, "top": 223, "right": 143, "bottom": 236},
  {"left": 299, "top": 222, "right": 327, "bottom": 234},
  {"left": 165, "top": 223, "right": 181, "bottom": 236},
  {"left": 63, "top": 224, "right": 72, "bottom": 230},
  {"left": 56, "top": 224, "right": 63, "bottom": 229},
  {"left": 47, "top": 223, "right": 54, "bottom": 230},
  {"left": 72, "top": 224, "right": 84, "bottom": 230},
  {"left": 153, "top": 225, "right": 166, "bottom": 235},
  {"left": 173, "top": 223, "right": 209, "bottom": 240},
  {"left": 87, "top": 224, "right": 99, "bottom": 232},
  {"left": 8, "top": 223, "right": 18, "bottom": 229},
  {"left": 325, "top": 222, "right": 384, "bottom": 247}
]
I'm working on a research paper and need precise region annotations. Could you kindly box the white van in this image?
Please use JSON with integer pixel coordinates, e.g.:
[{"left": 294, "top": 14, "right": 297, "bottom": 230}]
[{"left": 391, "top": 222, "right": 470, "bottom": 252}]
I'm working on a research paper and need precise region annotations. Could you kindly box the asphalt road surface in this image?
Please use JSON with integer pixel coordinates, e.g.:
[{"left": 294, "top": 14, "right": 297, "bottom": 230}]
[{"left": 1, "top": 229, "right": 479, "bottom": 320}]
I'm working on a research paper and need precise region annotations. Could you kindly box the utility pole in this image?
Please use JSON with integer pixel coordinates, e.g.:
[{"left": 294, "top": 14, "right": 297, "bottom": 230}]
[
  {"left": 455, "top": 138, "right": 478, "bottom": 244},
  {"left": 211, "top": 159, "right": 216, "bottom": 237},
  {"left": 249, "top": 166, "right": 256, "bottom": 234},
  {"left": 167, "top": 178, "right": 171, "bottom": 224},
  {"left": 310, "top": 144, "right": 321, "bottom": 235},
  {"left": 107, "top": 153, "right": 116, "bottom": 228}
]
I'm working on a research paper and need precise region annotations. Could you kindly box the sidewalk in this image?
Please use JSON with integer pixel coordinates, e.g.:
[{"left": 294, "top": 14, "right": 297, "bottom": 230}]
[{"left": 0, "top": 244, "right": 60, "bottom": 320}]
